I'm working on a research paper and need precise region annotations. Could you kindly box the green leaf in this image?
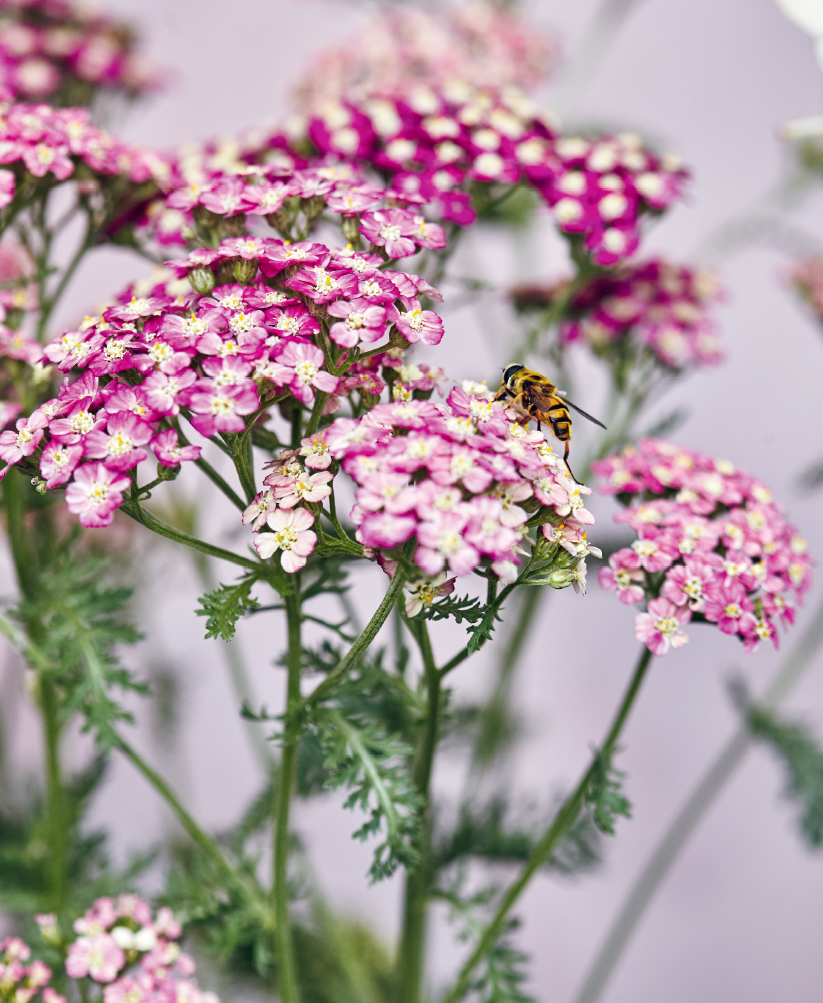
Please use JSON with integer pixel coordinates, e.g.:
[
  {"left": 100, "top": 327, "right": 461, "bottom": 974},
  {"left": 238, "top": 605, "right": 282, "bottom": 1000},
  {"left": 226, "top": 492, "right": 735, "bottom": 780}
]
[
  {"left": 585, "top": 752, "right": 631, "bottom": 836},
  {"left": 11, "top": 553, "right": 144, "bottom": 741},
  {"left": 419, "top": 594, "right": 489, "bottom": 625},
  {"left": 744, "top": 701, "right": 823, "bottom": 847},
  {"left": 196, "top": 574, "right": 260, "bottom": 641},
  {"left": 314, "top": 709, "right": 423, "bottom": 881},
  {"left": 438, "top": 878, "right": 536, "bottom": 1003}
]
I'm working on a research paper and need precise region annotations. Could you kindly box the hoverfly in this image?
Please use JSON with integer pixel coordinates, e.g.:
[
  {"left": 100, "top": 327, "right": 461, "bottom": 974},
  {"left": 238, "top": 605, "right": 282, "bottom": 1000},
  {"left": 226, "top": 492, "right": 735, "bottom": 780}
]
[{"left": 494, "top": 363, "right": 606, "bottom": 483}]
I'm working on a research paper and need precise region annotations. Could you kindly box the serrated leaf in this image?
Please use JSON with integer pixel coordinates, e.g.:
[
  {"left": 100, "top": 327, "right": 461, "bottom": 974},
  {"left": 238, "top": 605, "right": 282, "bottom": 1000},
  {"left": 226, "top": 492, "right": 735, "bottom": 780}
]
[
  {"left": 196, "top": 575, "right": 260, "bottom": 641},
  {"left": 314, "top": 709, "right": 423, "bottom": 881},
  {"left": 585, "top": 752, "right": 631, "bottom": 836},
  {"left": 744, "top": 701, "right": 823, "bottom": 847},
  {"left": 420, "top": 594, "right": 489, "bottom": 625}
]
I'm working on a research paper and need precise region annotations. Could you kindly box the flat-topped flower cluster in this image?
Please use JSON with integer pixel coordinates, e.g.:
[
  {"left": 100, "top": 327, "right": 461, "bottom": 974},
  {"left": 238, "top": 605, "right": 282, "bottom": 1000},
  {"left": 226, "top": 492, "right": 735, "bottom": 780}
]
[
  {"left": 0, "top": 227, "right": 445, "bottom": 527},
  {"left": 515, "top": 257, "right": 723, "bottom": 371},
  {"left": 293, "top": 2, "right": 555, "bottom": 113},
  {"left": 595, "top": 439, "right": 812, "bottom": 655},
  {"left": 290, "top": 90, "right": 688, "bottom": 260},
  {"left": 0, "top": 99, "right": 169, "bottom": 205},
  {"left": 0, "top": 0, "right": 161, "bottom": 103},
  {"left": 33, "top": 895, "right": 217, "bottom": 1003},
  {"left": 0, "top": 936, "right": 62, "bottom": 1003},
  {"left": 320, "top": 384, "right": 598, "bottom": 585}
]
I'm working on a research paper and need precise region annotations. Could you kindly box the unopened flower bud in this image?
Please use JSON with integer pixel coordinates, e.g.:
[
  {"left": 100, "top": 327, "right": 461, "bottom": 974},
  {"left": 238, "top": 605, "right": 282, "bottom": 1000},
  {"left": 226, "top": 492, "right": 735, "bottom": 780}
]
[
  {"left": 341, "top": 216, "right": 362, "bottom": 246},
  {"left": 35, "top": 914, "right": 61, "bottom": 947},
  {"left": 233, "top": 257, "right": 259, "bottom": 285},
  {"left": 157, "top": 461, "right": 181, "bottom": 481},
  {"left": 302, "top": 194, "right": 326, "bottom": 222},
  {"left": 389, "top": 327, "right": 411, "bottom": 350},
  {"left": 545, "top": 568, "right": 576, "bottom": 589},
  {"left": 188, "top": 266, "right": 214, "bottom": 295},
  {"left": 30, "top": 476, "right": 47, "bottom": 495}
]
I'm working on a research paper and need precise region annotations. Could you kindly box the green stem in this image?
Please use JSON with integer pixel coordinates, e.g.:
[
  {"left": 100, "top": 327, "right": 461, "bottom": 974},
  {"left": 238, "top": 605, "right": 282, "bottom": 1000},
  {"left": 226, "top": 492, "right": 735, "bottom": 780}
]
[
  {"left": 398, "top": 620, "right": 442, "bottom": 1003},
  {"left": 194, "top": 456, "right": 246, "bottom": 511},
  {"left": 573, "top": 595, "right": 823, "bottom": 1003},
  {"left": 304, "top": 392, "right": 330, "bottom": 437},
  {"left": 120, "top": 500, "right": 259, "bottom": 569},
  {"left": 306, "top": 560, "right": 410, "bottom": 708},
  {"left": 273, "top": 591, "right": 302, "bottom": 1003},
  {"left": 232, "top": 435, "right": 257, "bottom": 503},
  {"left": 115, "top": 732, "right": 273, "bottom": 928},
  {"left": 41, "top": 676, "right": 68, "bottom": 915},
  {"left": 441, "top": 645, "right": 654, "bottom": 1003}
]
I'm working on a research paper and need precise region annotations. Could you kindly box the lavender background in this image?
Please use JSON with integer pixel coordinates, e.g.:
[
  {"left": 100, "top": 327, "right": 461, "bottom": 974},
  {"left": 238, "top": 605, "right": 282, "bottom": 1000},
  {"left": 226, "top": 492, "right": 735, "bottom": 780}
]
[{"left": 3, "top": 1, "right": 823, "bottom": 1001}]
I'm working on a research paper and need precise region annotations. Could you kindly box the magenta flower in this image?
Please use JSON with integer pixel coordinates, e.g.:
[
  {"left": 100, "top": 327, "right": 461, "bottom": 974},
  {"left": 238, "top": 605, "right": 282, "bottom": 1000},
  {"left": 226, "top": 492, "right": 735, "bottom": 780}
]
[
  {"left": 286, "top": 265, "right": 358, "bottom": 304},
  {"left": 39, "top": 441, "right": 83, "bottom": 488},
  {"left": 394, "top": 304, "right": 444, "bottom": 346},
  {"left": 65, "top": 934, "right": 125, "bottom": 982},
  {"left": 273, "top": 340, "right": 339, "bottom": 406},
  {"left": 599, "top": 548, "right": 645, "bottom": 605},
  {"left": 65, "top": 463, "right": 131, "bottom": 528},
  {"left": 635, "top": 596, "right": 691, "bottom": 655},
  {"left": 142, "top": 367, "right": 197, "bottom": 416},
  {"left": 0, "top": 409, "right": 48, "bottom": 473},
  {"left": 254, "top": 508, "right": 317, "bottom": 572},
  {"left": 0, "top": 169, "right": 15, "bottom": 208},
  {"left": 152, "top": 430, "right": 201, "bottom": 467},
  {"left": 299, "top": 432, "right": 331, "bottom": 470},
  {"left": 188, "top": 382, "right": 259, "bottom": 436},
  {"left": 327, "top": 298, "right": 387, "bottom": 347},
  {"left": 703, "top": 582, "right": 757, "bottom": 637},
  {"left": 662, "top": 556, "right": 722, "bottom": 611},
  {"left": 359, "top": 209, "right": 418, "bottom": 258},
  {"left": 84, "top": 412, "right": 153, "bottom": 472}
]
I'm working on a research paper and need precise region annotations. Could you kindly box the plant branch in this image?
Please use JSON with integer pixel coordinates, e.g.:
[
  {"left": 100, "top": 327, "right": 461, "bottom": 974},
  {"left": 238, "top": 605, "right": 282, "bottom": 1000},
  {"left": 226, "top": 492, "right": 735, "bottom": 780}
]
[
  {"left": 573, "top": 594, "right": 823, "bottom": 1003},
  {"left": 441, "top": 645, "right": 654, "bottom": 1003}
]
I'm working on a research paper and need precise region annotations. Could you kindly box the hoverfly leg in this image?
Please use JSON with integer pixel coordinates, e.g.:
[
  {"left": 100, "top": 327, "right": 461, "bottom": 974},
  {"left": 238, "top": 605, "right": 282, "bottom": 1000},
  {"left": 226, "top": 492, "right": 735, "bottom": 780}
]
[{"left": 563, "top": 441, "right": 579, "bottom": 484}]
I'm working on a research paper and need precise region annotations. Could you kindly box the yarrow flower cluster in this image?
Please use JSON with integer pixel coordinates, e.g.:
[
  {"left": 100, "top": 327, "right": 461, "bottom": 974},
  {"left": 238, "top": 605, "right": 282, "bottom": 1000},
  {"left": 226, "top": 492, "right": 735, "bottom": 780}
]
[
  {"left": 290, "top": 91, "right": 687, "bottom": 258},
  {"left": 0, "top": 224, "right": 445, "bottom": 528},
  {"left": 0, "top": 936, "right": 63, "bottom": 1003},
  {"left": 0, "top": 0, "right": 161, "bottom": 102},
  {"left": 293, "top": 2, "right": 556, "bottom": 112},
  {"left": 594, "top": 439, "right": 812, "bottom": 655},
  {"left": 0, "top": 99, "right": 169, "bottom": 208},
  {"left": 315, "top": 383, "right": 598, "bottom": 590},
  {"left": 513, "top": 258, "right": 723, "bottom": 371},
  {"left": 55, "top": 895, "right": 216, "bottom": 1003}
]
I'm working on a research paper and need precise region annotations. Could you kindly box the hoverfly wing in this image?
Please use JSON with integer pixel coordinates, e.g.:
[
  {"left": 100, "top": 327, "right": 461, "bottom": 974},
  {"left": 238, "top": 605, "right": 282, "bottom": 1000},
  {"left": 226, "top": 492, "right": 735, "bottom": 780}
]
[{"left": 565, "top": 399, "right": 607, "bottom": 429}]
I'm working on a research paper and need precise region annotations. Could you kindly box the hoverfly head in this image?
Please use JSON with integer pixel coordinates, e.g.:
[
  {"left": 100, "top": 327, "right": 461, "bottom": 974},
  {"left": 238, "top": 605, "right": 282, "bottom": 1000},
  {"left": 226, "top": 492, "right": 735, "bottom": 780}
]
[{"left": 502, "top": 362, "right": 524, "bottom": 388}]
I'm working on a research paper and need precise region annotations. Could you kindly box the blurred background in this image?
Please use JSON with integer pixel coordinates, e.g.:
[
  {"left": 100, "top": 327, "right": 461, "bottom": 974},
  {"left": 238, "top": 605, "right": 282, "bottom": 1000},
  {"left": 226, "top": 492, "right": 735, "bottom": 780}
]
[{"left": 3, "top": 1, "right": 823, "bottom": 1001}]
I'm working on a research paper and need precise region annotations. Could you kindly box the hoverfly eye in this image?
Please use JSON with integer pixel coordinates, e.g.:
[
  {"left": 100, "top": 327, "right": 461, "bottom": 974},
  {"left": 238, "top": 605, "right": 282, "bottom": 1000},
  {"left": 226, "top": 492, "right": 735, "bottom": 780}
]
[{"left": 502, "top": 363, "right": 524, "bottom": 385}]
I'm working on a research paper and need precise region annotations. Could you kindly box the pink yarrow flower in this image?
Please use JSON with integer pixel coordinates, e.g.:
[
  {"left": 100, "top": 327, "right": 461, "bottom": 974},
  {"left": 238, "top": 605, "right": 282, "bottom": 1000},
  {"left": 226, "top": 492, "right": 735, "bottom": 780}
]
[
  {"left": 635, "top": 596, "right": 690, "bottom": 655},
  {"left": 65, "top": 934, "right": 125, "bottom": 983},
  {"left": 65, "top": 463, "right": 131, "bottom": 528}
]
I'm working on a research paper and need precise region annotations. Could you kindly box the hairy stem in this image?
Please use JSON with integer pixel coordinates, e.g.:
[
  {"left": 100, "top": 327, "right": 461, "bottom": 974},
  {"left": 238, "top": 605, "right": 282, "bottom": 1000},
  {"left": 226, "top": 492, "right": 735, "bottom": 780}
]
[
  {"left": 399, "top": 620, "right": 442, "bottom": 1003},
  {"left": 120, "top": 500, "right": 258, "bottom": 569},
  {"left": 574, "top": 596, "right": 823, "bottom": 1003},
  {"left": 273, "top": 591, "right": 302, "bottom": 1003},
  {"left": 442, "top": 645, "right": 654, "bottom": 1003}
]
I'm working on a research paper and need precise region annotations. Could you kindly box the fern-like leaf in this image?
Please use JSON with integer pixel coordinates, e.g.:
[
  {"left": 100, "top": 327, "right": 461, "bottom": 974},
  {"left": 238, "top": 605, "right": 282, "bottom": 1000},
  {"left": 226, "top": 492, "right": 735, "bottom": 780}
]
[{"left": 196, "top": 574, "right": 260, "bottom": 641}]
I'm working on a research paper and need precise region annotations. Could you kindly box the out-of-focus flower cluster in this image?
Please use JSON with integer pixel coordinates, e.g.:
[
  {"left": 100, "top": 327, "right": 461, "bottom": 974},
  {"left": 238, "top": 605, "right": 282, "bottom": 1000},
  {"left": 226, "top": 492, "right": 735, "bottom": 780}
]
[
  {"left": 290, "top": 91, "right": 687, "bottom": 258},
  {"left": 0, "top": 99, "right": 170, "bottom": 207},
  {"left": 293, "top": 2, "right": 555, "bottom": 113},
  {"left": 513, "top": 258, "right": 723, "bottom": 371},
  {"left": 595, "top": 439, "right": 812, "bottom": 655},
  {"left": 0, "top": 0, "right": 161, "bottom": 103},
  {"left": 32, "top": 896, "right": 217, "bottom": 1003},
  {"left": 788, "top": 255, "right": 823, "bottom": 324},
  {"left": 313, "top": 383, "right": 598, "bottom": 592},
  {"left": 0, "top": 218, "right": 445, "bottom": 529},
  {"left": 0, "top": 936, "right": 63, "bottom": 1003}
]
